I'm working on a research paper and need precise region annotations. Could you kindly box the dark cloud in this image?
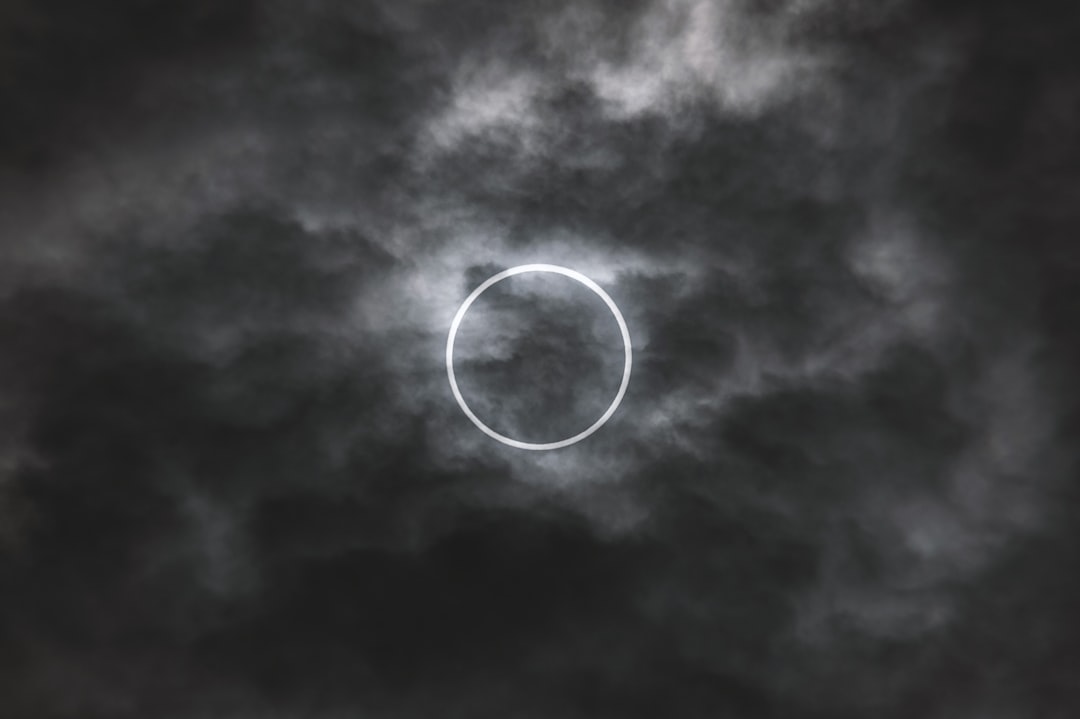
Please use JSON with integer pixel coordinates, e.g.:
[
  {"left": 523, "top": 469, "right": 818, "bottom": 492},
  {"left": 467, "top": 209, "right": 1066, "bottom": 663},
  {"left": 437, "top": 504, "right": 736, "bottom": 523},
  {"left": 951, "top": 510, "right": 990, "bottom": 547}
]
[
  {"left": 0, "top": 0, "right": 258, "bottom": 171},
  {"left": 0, "top": 0, "right": 1078, "bottom": 717}
]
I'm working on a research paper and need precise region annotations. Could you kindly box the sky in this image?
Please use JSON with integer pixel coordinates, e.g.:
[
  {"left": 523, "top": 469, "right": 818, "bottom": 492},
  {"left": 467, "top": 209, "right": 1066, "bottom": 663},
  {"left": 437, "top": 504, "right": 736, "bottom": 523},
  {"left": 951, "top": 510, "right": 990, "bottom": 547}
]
[{"left": 1, "top": 0, "right": 1079, "bottom": 716}]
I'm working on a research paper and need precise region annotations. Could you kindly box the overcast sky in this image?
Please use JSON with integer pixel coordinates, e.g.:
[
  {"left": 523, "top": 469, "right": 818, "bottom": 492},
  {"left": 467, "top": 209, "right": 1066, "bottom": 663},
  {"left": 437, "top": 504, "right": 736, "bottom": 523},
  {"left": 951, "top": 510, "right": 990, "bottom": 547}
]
[{"left": 1, "top": 1, "right": 1079, "bottom": 717}]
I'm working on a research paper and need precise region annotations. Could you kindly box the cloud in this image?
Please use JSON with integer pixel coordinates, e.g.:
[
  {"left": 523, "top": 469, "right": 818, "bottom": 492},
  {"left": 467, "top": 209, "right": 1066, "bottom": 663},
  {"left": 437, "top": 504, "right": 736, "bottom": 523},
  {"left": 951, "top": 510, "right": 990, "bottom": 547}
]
[{"left": 0, "top": 0, "right": 1078, "bottom": 716}]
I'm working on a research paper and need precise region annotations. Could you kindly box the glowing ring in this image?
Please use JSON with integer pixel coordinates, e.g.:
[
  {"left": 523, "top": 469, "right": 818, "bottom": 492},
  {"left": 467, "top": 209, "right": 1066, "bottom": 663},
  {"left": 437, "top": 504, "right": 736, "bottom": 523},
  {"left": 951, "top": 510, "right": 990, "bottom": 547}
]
[{"left": 446, "top": 264, "right": 632, "bottom": 450}]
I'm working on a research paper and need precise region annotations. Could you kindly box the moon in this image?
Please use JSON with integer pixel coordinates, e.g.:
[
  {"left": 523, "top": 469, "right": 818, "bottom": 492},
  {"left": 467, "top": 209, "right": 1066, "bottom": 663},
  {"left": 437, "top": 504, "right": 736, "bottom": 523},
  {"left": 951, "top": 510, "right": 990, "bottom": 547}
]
[{"left": 446, "top": 264, "right": 633, "bottom": 450}]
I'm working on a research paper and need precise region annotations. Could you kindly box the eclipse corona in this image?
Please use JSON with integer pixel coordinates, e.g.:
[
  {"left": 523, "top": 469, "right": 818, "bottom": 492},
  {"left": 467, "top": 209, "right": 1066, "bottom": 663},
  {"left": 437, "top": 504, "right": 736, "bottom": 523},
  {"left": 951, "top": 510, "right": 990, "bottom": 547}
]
[{"left": 446, "top": 264, "right": 632, "bottom": 450}]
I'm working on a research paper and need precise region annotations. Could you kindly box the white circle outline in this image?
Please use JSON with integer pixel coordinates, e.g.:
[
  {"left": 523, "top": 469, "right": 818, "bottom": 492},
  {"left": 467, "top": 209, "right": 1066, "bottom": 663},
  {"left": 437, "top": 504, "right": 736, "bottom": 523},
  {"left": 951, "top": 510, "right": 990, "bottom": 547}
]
[{"left": 446, "top": 264, "right": 632, "bottom": 451}]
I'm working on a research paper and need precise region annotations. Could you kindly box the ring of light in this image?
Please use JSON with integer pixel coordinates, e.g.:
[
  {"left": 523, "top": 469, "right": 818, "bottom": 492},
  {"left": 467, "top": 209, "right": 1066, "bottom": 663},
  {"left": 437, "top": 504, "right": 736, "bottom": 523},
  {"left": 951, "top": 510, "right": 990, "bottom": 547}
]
[{"left": 446, "top": 264, "right": 632, "bottom": 451}]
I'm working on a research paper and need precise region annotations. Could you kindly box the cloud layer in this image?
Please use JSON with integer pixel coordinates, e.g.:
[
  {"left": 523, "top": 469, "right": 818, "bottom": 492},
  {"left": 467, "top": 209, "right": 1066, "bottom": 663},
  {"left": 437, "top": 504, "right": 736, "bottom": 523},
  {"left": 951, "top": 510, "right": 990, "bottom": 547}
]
[{"left": 1, "top": 0, "right": 1078, "bottom": 716}]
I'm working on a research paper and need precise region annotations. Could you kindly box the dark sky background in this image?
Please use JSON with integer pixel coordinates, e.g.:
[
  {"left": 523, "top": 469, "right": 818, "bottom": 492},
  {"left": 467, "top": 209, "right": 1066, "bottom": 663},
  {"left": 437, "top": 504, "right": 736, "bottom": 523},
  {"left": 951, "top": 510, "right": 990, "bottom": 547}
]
[{"left": 1, "top": 1, "right": 1079, "bottom": 716}]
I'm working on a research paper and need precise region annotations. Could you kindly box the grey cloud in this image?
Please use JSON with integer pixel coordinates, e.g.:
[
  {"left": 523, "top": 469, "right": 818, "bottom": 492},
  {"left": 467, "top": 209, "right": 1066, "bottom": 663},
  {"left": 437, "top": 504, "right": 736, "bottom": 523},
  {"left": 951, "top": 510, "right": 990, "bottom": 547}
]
[{"left": 0, "top": 0, "right": 1078, "bottom": 717}]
